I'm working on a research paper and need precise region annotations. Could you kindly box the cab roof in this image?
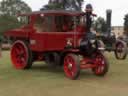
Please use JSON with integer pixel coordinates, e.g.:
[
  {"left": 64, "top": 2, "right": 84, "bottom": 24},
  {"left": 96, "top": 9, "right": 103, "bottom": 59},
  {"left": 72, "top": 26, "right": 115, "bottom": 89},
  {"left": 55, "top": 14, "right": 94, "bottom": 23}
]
[{"left": 18, "top": 10, "right": 84, "bottom": 16}]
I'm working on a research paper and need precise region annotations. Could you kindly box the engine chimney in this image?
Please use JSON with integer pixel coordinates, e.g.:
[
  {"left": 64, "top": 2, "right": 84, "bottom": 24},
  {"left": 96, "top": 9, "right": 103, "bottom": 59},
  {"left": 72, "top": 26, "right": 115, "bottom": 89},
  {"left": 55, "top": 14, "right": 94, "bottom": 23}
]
[{"left": 106, "top": 9, "right": 112, "bottom": 36}]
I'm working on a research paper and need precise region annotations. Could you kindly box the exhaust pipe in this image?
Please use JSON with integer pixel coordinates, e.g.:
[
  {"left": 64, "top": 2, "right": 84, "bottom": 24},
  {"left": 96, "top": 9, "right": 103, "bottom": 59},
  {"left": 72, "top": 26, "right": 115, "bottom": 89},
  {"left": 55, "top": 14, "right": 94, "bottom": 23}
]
[{"left": 106, "top": 9, "right": 112, "bottom": 36}]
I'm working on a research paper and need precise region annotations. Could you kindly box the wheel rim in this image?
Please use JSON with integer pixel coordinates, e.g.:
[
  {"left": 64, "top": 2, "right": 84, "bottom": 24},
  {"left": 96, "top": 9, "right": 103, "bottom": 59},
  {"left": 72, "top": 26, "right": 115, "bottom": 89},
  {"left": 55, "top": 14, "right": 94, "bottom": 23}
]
[
  {"left": 94, "top": 54, "right": 105, "bottom": 74},
  {"left": 64, "top": 55, "right": 77, "bottom": 78},
  {"left": 11, "top": 41, "right": 28, "bottom": 69},
  {"left": 116, "top": 43, "right": 125, "bottom": 57}
]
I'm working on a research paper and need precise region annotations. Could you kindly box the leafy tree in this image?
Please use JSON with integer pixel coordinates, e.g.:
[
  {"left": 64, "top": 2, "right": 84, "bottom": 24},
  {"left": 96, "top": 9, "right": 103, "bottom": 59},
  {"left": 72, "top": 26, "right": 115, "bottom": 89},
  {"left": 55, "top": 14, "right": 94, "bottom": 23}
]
[
  {"left": 0, "top": 0, "right": 32, "bottom": 17},
  {"left": 0, "top": 15, "right": 22, "bottom": 35},
  {"left": 68, "top": 0, "right": 84, "bottom": 11},
  {"left": 0, "top": 0, "right": 32, "bottom": 39},
  {"left": 93, "top": 17, "right": 107, "bottom": 33},
  {"left": 41, "top": 0, "right": 84, "bottom": 11},
  {"left": 42, "top": 0, "right": 64, "bottom": 10},
  {"left": 124, "top": 14, "right": 128, "bottom": 36}
]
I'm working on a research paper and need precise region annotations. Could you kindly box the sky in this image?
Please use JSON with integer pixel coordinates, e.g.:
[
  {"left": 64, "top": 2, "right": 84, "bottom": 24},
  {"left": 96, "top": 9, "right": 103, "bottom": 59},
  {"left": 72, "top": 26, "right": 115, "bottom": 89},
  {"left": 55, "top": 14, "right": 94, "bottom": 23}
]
[{"left": 1, "top": 0, "right": 128, "bottom": 26}]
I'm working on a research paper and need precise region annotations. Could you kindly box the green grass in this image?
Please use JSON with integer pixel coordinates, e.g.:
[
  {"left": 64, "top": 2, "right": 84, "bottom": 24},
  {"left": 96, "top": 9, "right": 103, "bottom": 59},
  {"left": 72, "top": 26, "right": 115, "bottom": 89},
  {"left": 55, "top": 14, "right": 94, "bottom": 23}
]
[{"left": 0, "top": 51, "right": 128, "bottom": 96}]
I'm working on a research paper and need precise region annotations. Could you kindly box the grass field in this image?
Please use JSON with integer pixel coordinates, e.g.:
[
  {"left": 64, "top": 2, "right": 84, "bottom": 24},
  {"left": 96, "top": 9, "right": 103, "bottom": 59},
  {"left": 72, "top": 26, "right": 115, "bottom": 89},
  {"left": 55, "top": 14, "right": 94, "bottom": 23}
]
[{"left": 0, "top": 51, "right": 128, "bottom": 96}]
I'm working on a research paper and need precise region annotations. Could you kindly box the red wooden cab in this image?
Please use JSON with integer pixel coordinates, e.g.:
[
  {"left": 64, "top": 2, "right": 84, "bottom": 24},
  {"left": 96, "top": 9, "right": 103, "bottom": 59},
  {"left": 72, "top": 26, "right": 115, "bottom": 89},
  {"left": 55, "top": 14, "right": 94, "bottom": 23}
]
[{"left": 5, "top": 10, "right": 109, "bottom": 80}]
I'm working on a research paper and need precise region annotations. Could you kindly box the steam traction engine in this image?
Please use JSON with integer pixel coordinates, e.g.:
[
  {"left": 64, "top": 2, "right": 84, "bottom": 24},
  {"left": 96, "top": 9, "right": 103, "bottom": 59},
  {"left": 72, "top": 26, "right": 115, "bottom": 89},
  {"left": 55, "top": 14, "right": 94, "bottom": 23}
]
[
  {"left": 97, "top": 10, "right": 127, "bottom": 60},
  {"left": 4, "top": 9, "right": 109, "bottom": 80}
]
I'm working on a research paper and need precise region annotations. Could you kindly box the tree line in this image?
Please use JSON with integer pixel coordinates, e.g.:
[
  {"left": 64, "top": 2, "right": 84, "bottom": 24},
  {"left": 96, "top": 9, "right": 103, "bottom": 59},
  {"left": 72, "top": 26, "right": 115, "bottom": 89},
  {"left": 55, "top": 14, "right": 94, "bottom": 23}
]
[
  {"left": 0, "top": 0, "right": 128, "bottom": 42},
  {"left": 0, "top": 0, "right": 32, "bottom": 41},
  {"left": 41, "top": 0, "right": 84, "bottom": 11}
]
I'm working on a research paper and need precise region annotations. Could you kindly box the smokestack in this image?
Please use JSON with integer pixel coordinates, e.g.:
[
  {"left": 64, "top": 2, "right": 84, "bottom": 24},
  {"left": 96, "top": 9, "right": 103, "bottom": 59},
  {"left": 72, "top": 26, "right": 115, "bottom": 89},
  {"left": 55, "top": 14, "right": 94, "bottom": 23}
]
[{"left": 106, "top": 9, "right": 112, "bottom": 36}]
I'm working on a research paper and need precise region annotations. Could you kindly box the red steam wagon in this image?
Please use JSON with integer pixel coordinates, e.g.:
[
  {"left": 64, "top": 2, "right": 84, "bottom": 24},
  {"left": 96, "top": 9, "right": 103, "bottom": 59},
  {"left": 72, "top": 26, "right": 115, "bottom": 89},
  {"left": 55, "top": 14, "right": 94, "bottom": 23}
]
[{"left": 4, "top": 10, "right": 109, "bottom": 80}]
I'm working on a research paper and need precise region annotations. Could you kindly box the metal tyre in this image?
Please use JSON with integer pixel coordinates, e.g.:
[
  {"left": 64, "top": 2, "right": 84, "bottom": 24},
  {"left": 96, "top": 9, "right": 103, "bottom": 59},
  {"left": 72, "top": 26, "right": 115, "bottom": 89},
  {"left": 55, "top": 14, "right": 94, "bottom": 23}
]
[
  {"left": 92, "top": 53, "right": 109, "bottom": 76},
  {"left": 114, "top": 40, "right": 127, "bottom": 60},
  {"left": 11, "top": 40, "right": 33, "bottom": 69},
  {"left": 63, "top": 54, "right": 80, "bottom": 80}
]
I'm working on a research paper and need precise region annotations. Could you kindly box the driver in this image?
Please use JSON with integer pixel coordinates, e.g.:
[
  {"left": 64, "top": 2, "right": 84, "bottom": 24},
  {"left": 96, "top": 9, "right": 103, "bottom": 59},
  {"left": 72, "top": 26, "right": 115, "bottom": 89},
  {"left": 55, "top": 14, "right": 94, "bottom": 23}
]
[
  {"left": 79, "top": 4, "right": 97, "bottom": 55},
  {"left": 85, "top": 3, "right": 96, "bottom": 32},
  {"left": 81, "top": 4, "right": 97, "bottom": 40}
]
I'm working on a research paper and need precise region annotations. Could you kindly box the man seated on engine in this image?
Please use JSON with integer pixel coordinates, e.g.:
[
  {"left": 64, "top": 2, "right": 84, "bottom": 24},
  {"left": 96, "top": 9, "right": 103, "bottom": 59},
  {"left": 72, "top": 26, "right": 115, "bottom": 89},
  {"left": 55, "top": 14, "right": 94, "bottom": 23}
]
[
  {"left": 83, "top": 4, "right": 97, "bottom": 40},
  {"left": 79, "top": 4, "right": 97, "bottom": 56}
]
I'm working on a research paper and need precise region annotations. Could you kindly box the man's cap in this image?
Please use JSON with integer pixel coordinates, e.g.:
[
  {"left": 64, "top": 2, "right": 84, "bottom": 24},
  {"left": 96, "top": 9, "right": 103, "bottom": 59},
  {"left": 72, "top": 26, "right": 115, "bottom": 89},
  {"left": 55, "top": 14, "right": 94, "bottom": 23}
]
[
  {"left": 86, "top": 4, "right": 92, "bottom": 9},
  {"left": 85, "top": 4, "right": 93, "bottom": 12}
]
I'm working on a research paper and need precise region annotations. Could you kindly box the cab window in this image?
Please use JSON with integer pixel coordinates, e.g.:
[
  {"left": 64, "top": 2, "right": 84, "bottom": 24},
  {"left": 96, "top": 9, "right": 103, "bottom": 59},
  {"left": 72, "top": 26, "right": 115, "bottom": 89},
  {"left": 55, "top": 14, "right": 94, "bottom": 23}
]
[
  {"left": 55, "top": 15, "right": 74, "bottom": 32},
  {"left": 34, "top": 15, "right": 54, "bottom": 32}
]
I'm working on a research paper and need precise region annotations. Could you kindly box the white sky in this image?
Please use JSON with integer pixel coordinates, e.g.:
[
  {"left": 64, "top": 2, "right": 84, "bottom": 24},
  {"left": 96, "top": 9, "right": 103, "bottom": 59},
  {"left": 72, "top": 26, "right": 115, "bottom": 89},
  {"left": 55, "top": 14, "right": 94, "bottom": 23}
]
[
  {"left": 23, "top": 0, "right": 128, "bottom": 26},
  {"left": 1, "top": 0, "right": 128, "bottom": 26}
]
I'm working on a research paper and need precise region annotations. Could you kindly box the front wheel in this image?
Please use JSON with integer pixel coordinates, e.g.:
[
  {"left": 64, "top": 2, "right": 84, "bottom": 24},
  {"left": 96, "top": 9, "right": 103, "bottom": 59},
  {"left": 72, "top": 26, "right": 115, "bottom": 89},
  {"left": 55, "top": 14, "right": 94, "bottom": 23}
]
[
  {"left": 63, "top": 53, "right": 80, "bottom": 80},
  {"left": 92, "top": 52, "right": 109, "bottom": 76}
]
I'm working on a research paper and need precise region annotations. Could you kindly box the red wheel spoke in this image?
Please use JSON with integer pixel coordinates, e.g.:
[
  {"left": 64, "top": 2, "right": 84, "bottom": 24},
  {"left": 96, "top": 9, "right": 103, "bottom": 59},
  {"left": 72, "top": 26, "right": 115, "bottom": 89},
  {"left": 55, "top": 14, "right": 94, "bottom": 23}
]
[
  {"left": 21, "top": 57, "right": 26, "bottom": 64},
  {"left": 93, "top": 53, "right": 107, "bottom": 76},
  {"left": 11, "top": 41, "right": 29, "bottom": 69},
  {"left": 15, "top": 47, "right": 20, "bottom": 54},
  {"left": 64, "top": 54, "right": 80, "bottom": 79}
]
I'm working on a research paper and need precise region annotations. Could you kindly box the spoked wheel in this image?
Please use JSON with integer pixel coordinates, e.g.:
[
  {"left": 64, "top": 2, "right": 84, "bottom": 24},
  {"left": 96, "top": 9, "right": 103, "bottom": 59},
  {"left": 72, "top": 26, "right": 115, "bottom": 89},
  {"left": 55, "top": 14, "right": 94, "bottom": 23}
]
[
  {"left": 63, "top": 54, "right": 80, "bottom": 80},
  {"left": 114, "top": 40, "right": 127, "bottom": 60},
  {"left": 11, "top": 40, "right": 33, "bottom": 69},
  {"left": 92, "top": 52, "right": 109, "bottom": 76}
]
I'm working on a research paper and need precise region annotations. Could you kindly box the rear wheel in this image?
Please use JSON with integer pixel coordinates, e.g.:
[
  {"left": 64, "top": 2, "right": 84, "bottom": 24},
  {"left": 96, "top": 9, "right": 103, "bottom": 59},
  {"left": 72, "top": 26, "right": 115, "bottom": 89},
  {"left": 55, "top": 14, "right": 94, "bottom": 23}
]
[
  {"left": 92, "top": 53, "right": 109, "bottom": 76},
  {"left": 63, "top": 53, "right": 80, "bottom": 80},
  {"left": 11, "top": 40, "right": 33, "bottom": 69},
  {"left": 114, "top": 40, "right": 127, "bottom": 60}
]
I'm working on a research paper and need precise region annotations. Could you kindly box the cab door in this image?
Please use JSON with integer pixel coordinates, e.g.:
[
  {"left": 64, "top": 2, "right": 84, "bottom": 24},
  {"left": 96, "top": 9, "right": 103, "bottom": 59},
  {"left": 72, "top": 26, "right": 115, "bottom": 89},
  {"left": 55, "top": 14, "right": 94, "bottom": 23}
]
[{"left": 44, "top": 15, "right": 68, "bottom": 51}]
